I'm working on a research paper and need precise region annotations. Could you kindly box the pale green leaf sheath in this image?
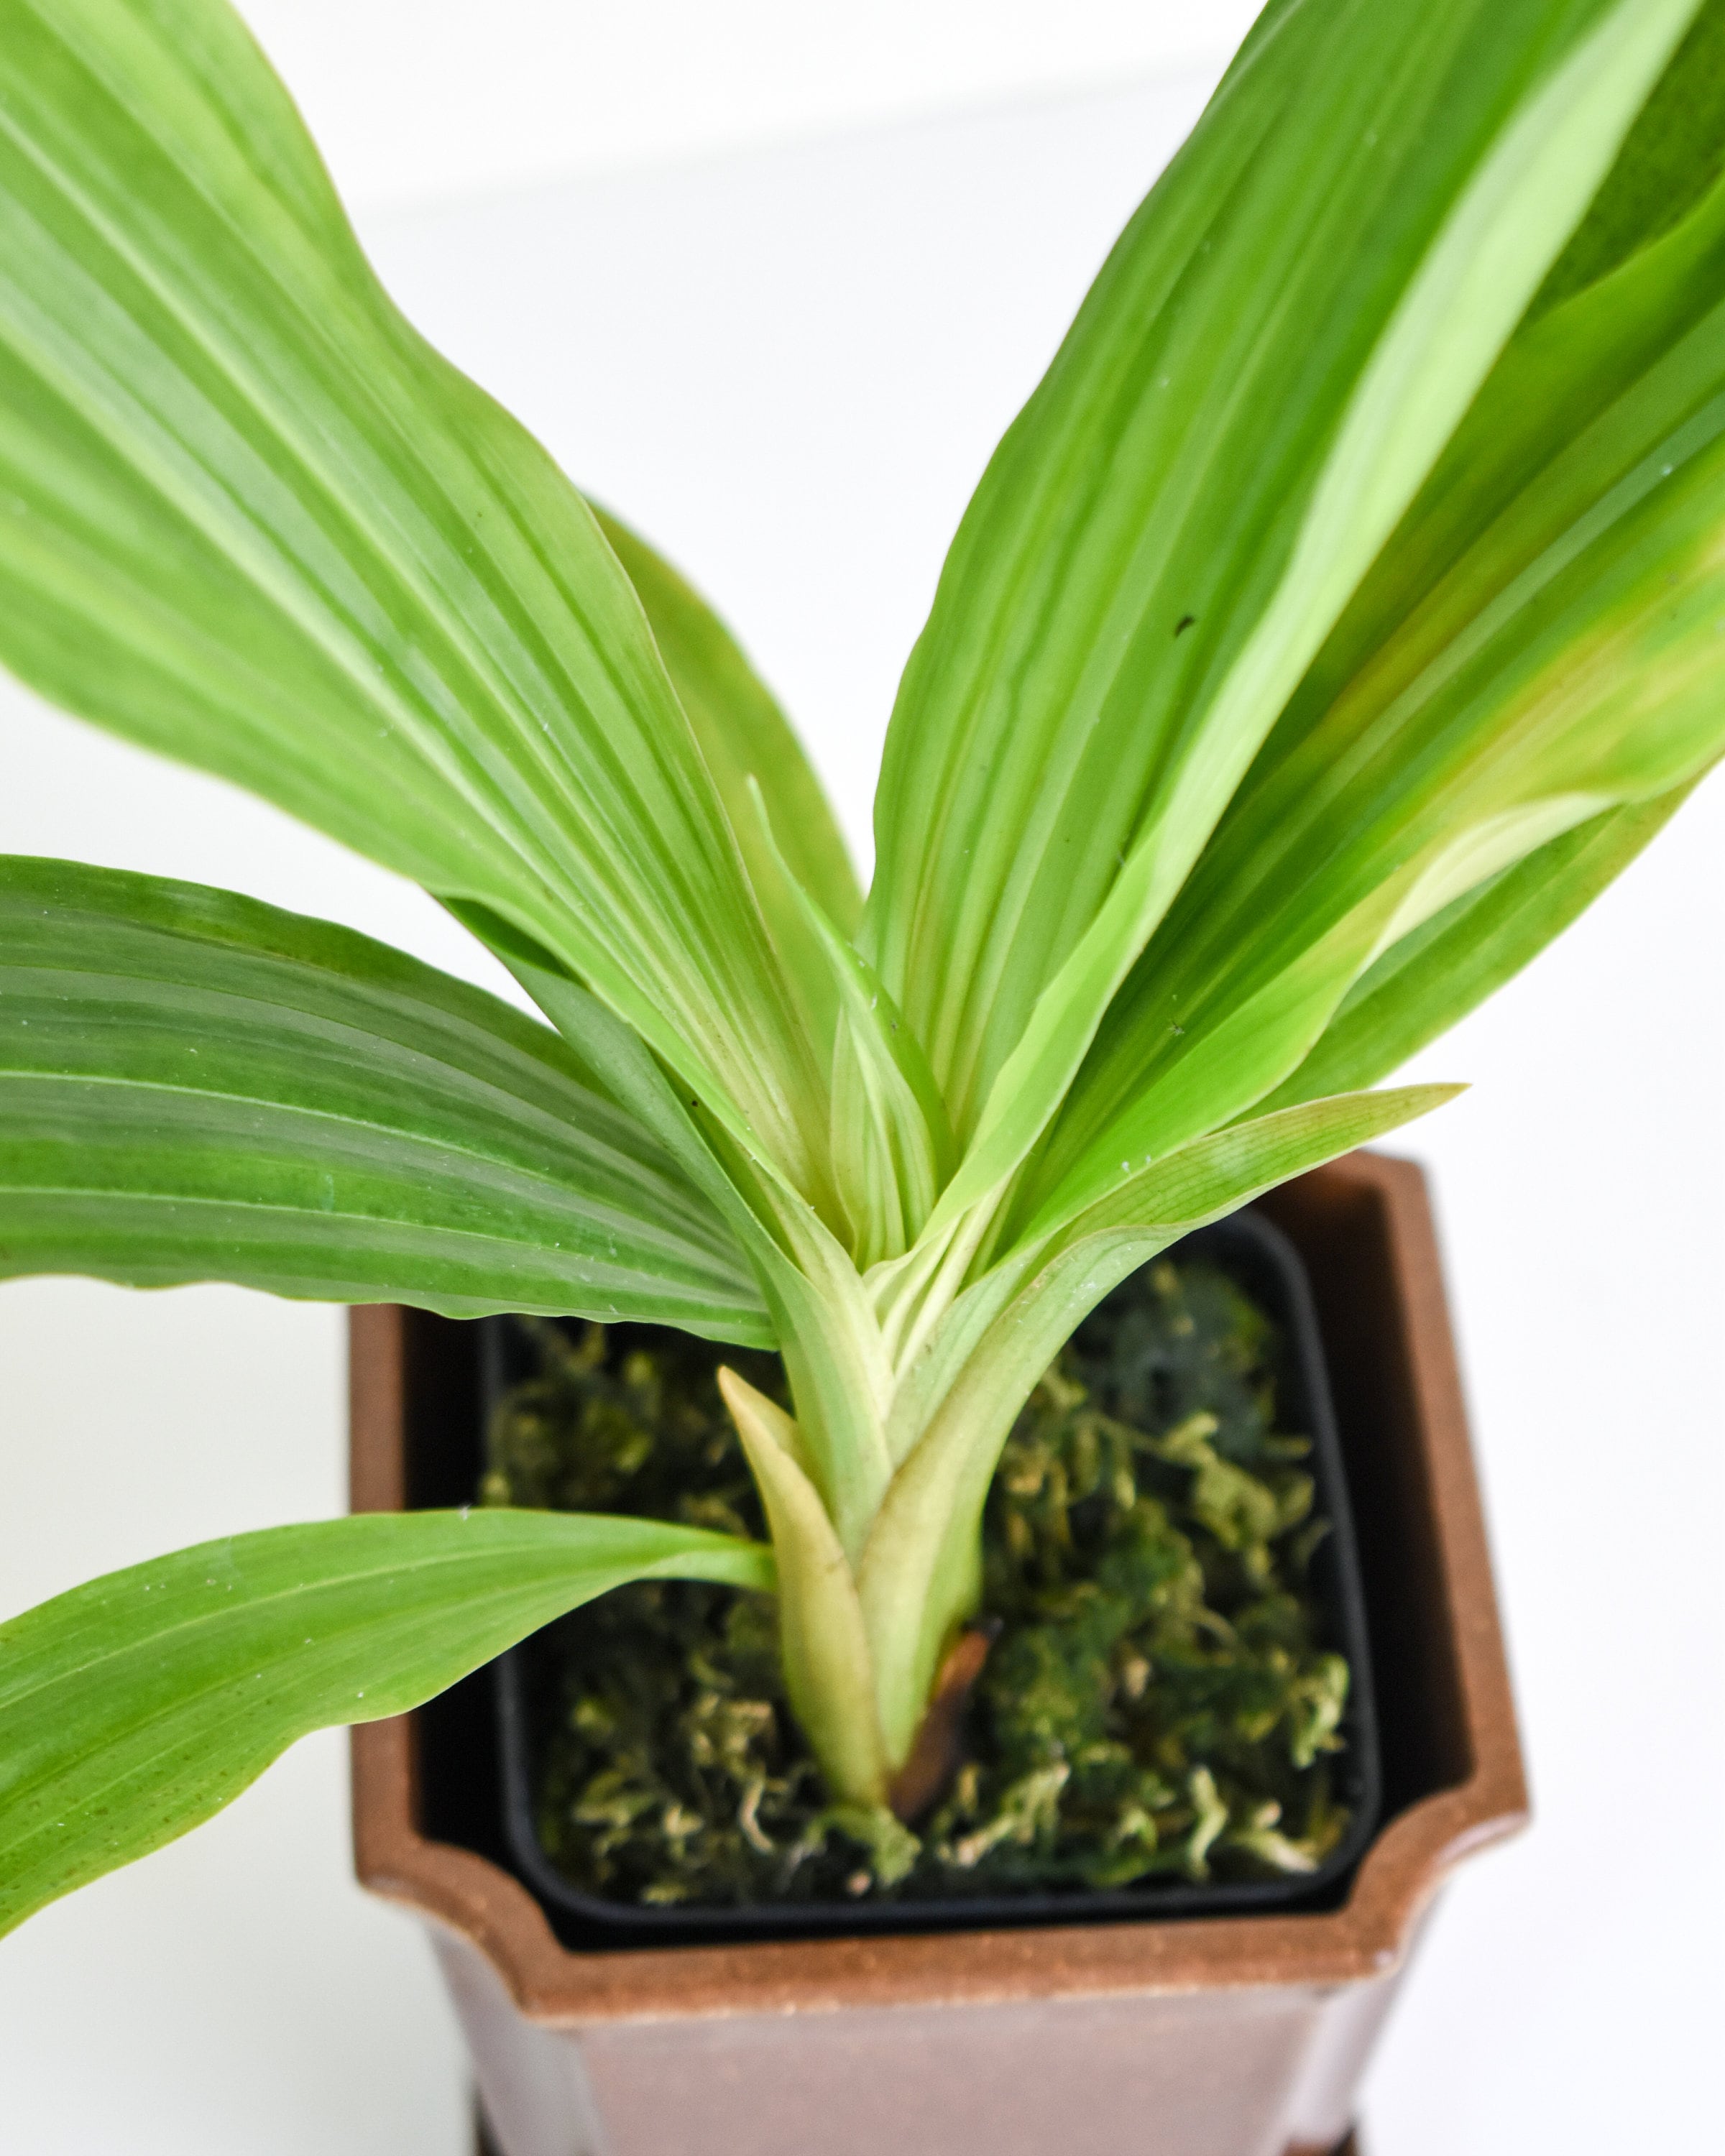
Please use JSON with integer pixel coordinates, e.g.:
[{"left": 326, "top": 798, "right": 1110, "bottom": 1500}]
[
  {"left": 0, "top": 858, "right": 773, "bottom": 1338},
  {"left": 857, "top": 1084, "right": 1460, "bottom": 1759},
  {"left": 0, "top": 1510, "right": 772, "bottom": 1937},
  {"left": 719, "top": 1370, "right": 889, "bottom": 1805}
]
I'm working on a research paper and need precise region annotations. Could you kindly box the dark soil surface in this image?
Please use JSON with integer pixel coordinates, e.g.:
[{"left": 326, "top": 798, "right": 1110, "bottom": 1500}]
[{"left": 480, "top": 1252, "right": 1353, "bottom": 1909}]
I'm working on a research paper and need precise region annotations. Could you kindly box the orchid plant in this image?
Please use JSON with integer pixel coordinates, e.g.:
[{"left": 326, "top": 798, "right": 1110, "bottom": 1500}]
[{"left": 4, "top": 0, "right": 1724, "bottom": 1938}]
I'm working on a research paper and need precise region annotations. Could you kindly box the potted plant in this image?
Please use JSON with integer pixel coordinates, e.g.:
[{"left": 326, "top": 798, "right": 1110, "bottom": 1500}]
[{"left": 2, "top": 0, "right": 1722, "bottom": 2147}]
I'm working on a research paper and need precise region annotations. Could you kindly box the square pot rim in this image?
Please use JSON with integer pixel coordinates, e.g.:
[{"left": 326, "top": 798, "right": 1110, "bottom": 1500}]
[
  {"left": 350, "top": 1149, "right": 1527, "bottom": 2027},
  {"left": 489, "top": 1204, "right": 1385, "bottom": 1946}
]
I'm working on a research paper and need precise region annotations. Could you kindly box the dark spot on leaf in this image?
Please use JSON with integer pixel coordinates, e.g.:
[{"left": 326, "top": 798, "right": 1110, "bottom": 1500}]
[{"left": 1174, "top": 614, "right": 1197, "bottom": 638}]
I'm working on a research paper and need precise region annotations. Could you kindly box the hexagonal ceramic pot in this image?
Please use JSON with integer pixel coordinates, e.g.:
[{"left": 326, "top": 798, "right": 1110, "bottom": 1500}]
[{"left": 350, "top": 1151, "right": 1527, "bottom": 2156}]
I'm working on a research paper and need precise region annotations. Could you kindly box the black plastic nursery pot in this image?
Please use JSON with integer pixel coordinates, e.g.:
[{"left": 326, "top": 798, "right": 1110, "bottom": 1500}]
[
  {"left": 351, "top": 1152, "right": 1529, "bottom": 2156},
  {"left": 487, "top": 1206, "right": 1384, "bottom": 1949}
]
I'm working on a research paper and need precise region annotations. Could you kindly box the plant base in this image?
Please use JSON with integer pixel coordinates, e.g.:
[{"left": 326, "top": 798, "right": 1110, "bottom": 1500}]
[
  {"left": 487, "top": 1211, "right": 1380, "bottom": 1935},
  {"left": 353, "top": 1152, "right": 1526, "bottom": 2156}
]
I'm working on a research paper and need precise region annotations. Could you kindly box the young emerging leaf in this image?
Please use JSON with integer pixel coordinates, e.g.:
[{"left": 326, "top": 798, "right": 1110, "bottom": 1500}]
[{"left": 871, "top": 0, "right": 1699, "bottom": 1235}]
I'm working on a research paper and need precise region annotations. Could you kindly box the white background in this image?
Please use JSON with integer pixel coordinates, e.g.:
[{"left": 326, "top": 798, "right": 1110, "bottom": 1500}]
[{"left": 1, "top": 6, "right": 1721, "bottom": 2151}]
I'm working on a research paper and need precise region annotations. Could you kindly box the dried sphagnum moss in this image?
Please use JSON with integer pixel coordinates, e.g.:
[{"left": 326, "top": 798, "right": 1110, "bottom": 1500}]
[{"left": 481, "top": 1254, "right": 1353, "bottom": 1909}]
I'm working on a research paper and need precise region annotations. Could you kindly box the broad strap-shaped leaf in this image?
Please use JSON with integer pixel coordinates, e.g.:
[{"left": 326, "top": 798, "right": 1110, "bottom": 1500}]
[
  {"left": 0, "top": 0, "right": 823, "bottom": 1187},
  {"left": 860, "top": 1084, "right": 1458, "bottom": 1763},
  {"left": 1532, "top": 0, "right": 1725, "bottom": 313},
  {"left": 593, "top": 506, "right": 863, "bottom": 940},
  {"left": 0, "top": 858, "right": 773, "bottom": 1340},
  {"left": 1255, "top": 786, "right": 1694, "bottom": 1112},
  {"left": 0, "top": 1508, "right": 773, "bottom": 1937},
  {"left": 1016, "top": 144, "right": 1725, "bottom": 1238},
  {"left": 864, "top": 0, "right": 1696, "bottom": 1229}
]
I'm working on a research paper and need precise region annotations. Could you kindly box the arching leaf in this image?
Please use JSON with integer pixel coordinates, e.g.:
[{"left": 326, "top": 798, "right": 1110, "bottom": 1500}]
[
  {"left": 0, "top": 0, "right": 824, "bottom": 1187},
  {"left": 865, "top": 0, "right": 1696, "bottom": 1235},
  {"left": 1016, "top": 156, "right": 1725, "bottom": 1236},
  {"left": 0, "top": 1507, "right": 773, "bottom": 1937},
  {"left": 0, "top": 858, "right": 773, "bottom": 1340}
]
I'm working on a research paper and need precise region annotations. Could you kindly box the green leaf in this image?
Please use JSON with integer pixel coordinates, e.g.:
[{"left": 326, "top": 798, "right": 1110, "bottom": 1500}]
[
  {"left": 0, "top": 857, "right": 773, "bottom": 1340},
  {"left": 865, "top": 0, "right": 1697, "bottom": 1231},
  {"left": 1255, "top": 786, "right": 1696, "bottom": 1110},
  {"left": 0, "top": 0, "right": 824, "bottom": 1187},
  {"left": 860, "top": 1083, "right": 1457, "bottom": 1761},
  {"left": 1018, "top": 146, "right": 1725, "bottom": 1238},
  {"left": 742, "top": 783, "right": 952, "bottom": 1269},
  {"left": 1034, "top": 1084, "right": 1463, "bottom": 1250},
  {"left": 1534, "top": 0, "right": 1725, "bottom": 312},
  {"left": 592, "top": 505, "right": 862, "bottom": 940},
  {"left": 0, "top": 1506, "right": 773, "bottom": 1937}
]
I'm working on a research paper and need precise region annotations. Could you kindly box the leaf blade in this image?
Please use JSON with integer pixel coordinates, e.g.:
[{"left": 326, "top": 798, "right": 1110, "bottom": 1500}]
[
  {"left": 1254, "top": 787, "right": 1698, "bottom": 1110},
  {"left": 0, "top": 0, "right": 822, "bottom": 1183},
  {"left": 0, "top": 1507, "right": 773, "bottom": 1936},
  {"left": 0, "top": 857, "right": 774, "bottom": 1340},
  {"left": 1020, "top": 147, "right": 1725, "bottom": 1236},
  {"left": 868, "top": 0, "right": 1697, "bottom": 1227}
]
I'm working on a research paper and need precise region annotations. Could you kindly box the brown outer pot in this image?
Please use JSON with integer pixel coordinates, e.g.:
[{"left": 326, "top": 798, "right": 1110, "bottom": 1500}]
[{"left": 351, "top": 1151, "right": 1527, "bottom": 2156}]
